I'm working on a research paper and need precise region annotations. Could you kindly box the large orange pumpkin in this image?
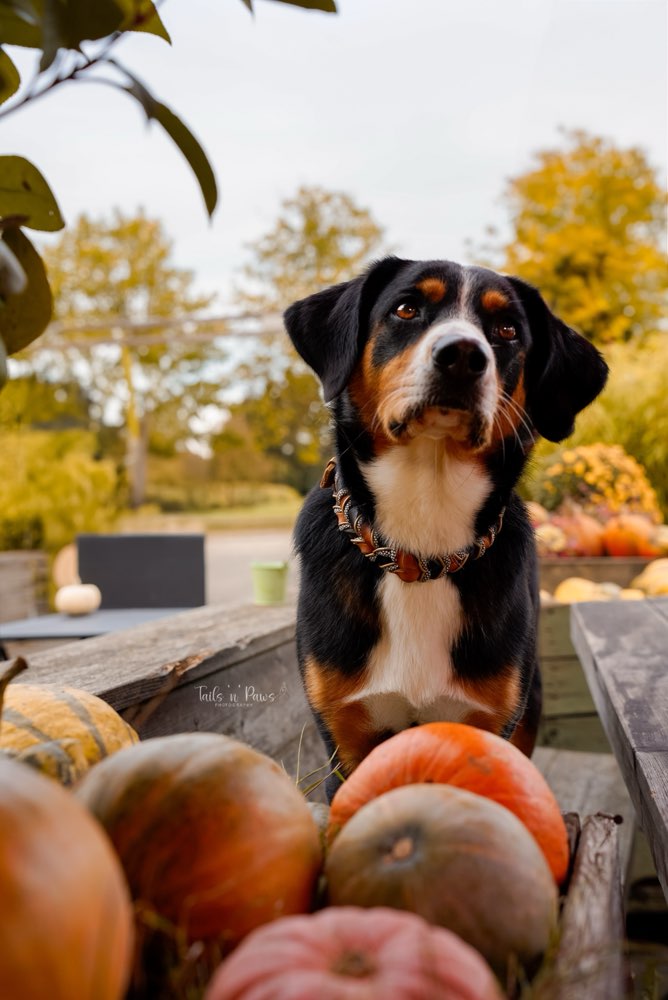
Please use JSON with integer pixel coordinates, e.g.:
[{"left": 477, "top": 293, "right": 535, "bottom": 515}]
[
  {"left": 0, "top": 755, "right": 133, "bottom": 1000},
  {"left": 327, "top": 722, "right": 568, "bottom": 884},
  {"left": 75, "top": 732, "right": 322, "bottom": 950},
  {"left": 325, "top": 784, "right": 558, "bottom": 979},
  {"left": 602, "top": 514, "right": 661, "bottom": 557},
  {"left": 204, "top": 906, "right": 504, "bottom": 1000}
]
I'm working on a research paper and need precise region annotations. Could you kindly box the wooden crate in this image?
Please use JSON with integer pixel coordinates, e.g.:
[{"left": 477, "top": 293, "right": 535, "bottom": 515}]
[
  {"left": 0, "top": 550, "right": 48, "bottom": 624},
  {"left": 538, "top": 603, "right": 611, "bottom": 753},
  {"left": 539, "top": 557, "right": 651, "bottom": 594},
  {"left": 536, "top": 811, "right": 626, "bottom": 999}
]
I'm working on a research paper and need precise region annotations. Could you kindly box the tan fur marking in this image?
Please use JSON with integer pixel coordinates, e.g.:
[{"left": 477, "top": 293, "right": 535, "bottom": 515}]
[
  {"left": 304, "top": 657, "right": 381, "bottom": 774},
  {"left": 509, "top": 713, "right": 538, "bottom": 757},
  {"left": 481, "top": 289, "right": 510, "bottom": 312},
  {"left": 460, "top": 666, "right": 522, "bottom": 736},
  {"left": 416, "top": 277, "right": 447, "bottom": 303},
  {"left": 348, "top": 331, "right": 423, "bottom": 450},
  {"left": 487, "top": 370, "right": 527, "bottom": 446}
]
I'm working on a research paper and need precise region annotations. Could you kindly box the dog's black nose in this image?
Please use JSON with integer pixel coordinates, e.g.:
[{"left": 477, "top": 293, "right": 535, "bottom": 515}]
[{"left": 431, "top": 335, "right": 488, "bottom": 379}]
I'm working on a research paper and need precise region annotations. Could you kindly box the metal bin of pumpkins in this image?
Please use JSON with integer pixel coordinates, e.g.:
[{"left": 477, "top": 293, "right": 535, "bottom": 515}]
[{"left": 0, "top": 655, "right": 626, "bottom": 999}]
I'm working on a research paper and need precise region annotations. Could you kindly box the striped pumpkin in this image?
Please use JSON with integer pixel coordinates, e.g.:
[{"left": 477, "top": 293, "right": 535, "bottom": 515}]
[{"left": 1, "top": 682, "right": 139, "bottom": 785}]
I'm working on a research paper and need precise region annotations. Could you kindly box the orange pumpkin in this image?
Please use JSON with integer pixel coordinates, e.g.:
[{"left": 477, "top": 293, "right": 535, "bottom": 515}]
[
  {"left": 327, "top": 722, "right": 568, "bottom": 884},
  {"left": 0, "top": 756, "right": 133, "bottom": 1000},
  {"left": 204, "top": 906, "right": 504, "bottom": 1000},
  {"left": 75, "top": 733, "right": 322, "bottom": 950},
  {"left": 602, "top": 514, "right": 661, "bottom": 557},
  {"left": 325, "top": 784, "right": 558, "bottom": 978}
]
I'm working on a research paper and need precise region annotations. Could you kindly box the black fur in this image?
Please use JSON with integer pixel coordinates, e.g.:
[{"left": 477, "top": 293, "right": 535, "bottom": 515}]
[{"left": 285, "top": 258, "right": 608, "bottom": 799}]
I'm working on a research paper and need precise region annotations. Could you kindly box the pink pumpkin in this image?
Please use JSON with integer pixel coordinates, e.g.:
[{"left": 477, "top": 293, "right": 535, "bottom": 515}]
[{"left": 205, "top": 906, "right": 502, "bottom": 1000}]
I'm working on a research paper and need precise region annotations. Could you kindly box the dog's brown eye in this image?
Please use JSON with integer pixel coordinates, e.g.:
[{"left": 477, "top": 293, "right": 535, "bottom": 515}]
[
  {"left": 496, "top": 324, "right": 516, "bottom": 341},
  {"left": 394, "top": 303, "right": 418, "bottom": 320}
]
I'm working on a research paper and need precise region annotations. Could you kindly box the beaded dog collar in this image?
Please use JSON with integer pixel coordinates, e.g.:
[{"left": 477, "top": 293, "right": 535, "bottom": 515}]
[{"left": 320, "top": 458, "right": 505, "bottom": 584}]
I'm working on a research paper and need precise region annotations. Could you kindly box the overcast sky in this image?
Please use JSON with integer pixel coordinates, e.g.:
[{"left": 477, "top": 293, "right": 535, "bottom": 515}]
[{"left": 5, "top": 0, "right": 667, "bottom": 304}]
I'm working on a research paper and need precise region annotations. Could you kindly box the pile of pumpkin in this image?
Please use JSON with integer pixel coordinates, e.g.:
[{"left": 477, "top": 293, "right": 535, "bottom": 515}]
[
  {"left": 544, "top": 558, "right": 668, "bottom": 605},
  {"left": 0, "top": 659, "right": 570, "bottom": 999},
  {"left": 529, "top": 501, "right": 668, "bottom": 560}
]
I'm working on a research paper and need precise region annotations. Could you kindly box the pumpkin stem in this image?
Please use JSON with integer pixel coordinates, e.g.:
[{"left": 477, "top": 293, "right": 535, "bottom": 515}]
[
  {"left": 386, "top": 835, "right": 415, "bottom": 863},
  {"left": 0, "top": 657, "right": 28, "bottom": 737},
  {"left": 332, "top": 949, "right": 375, "bottom": 979}
]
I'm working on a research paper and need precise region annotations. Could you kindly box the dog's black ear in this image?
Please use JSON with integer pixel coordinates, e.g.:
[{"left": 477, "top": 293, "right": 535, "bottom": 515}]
[
  {"left": 283, "top": 256, "right": 407, "bottom": 402},
  {"left": 508, "top": 277, "right": 609, "bottom": 442}
]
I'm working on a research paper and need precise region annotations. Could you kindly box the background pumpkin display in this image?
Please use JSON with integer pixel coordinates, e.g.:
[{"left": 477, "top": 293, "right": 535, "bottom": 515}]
[
  {"left": 327, "top": 721, "right": 569, "bottom": 884},
  {"left": 325, "top": 784, "right": 558, "bottom": 979},
  {"left": 204, "top": 906, "right": 504, "bottom": 1000},
  {"left": 0, "top": 755, "right": 134, "bottom": 1000},
  {"left": 0, "top": 659, "right": 138, "bottom": 785},
  {"left": 75, "top": 732, "right": 322, "bottom": 965}
]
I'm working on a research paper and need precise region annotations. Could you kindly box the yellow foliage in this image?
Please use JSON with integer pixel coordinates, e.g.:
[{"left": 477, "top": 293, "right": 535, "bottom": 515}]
[
  {"left": 494, "top": 130, "right": 668, "bottom": 345},
  {"left": 0, "top": 430, "right": 120, "bottom": 552}
]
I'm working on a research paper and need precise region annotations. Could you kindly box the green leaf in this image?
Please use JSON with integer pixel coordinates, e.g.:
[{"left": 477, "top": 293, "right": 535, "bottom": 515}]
[
  {"left": 0, "top": 156, "right": 64, "bottom": 231},
  {"left": 0, "top": 46, "right": 19, "bottom": 104},
  {"left": 0, "top": 227, "right": 53, "bottom": 355},
  {"left": 152, "top": 102, "right": 217, "bottom": 216},
  {"left": 40, "top": 0, "right": 125, "bottom": 70},
  {"left": 239, "top": 0, "right": 253, "bottom": 10},
  {"left": 0, "top": 331, "right": 7, "bottom": 389},
  {"left": 269, "top": 0, "right": 336, "bottom": 11},
  {"left": 118, "top": 68, "right": 218, "bottom": 217},
  {"left": 0, "top": 234, "right": 27, "bottom": 295},
  {"left": 0, "top": 4, "right": 41, "bottom": 47},
  {"left": 117, "top": 0, "right": 171, "bottom": 42}
]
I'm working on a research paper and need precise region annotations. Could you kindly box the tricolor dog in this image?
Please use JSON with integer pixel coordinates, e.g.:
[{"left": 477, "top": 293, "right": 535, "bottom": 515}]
[{"left": 284, "top": 257, "right": 608, "bottom": 799}]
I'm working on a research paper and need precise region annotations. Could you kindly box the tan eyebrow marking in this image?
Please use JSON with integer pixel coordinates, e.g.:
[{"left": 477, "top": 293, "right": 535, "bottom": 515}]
[
  {"left": 481, "top": 289, "right": 510, "bottom": 312},
  {"left": 416, "top": 277, "right": 447, "bottom": 303}
]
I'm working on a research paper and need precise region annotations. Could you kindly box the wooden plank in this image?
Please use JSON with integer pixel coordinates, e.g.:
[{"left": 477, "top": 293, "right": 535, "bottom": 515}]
[
  {"left": 533, "top": 748, "right": 635, "bottom": 876},
  {"left": 1, "top": 603, "right": 297, "bottom": 712},
  {"left": 635, "top": 752, "right": 668, "bottom": 899},
  {"left": 127, "top": 638, "right": 328, "bottom": 791},
  {"left": 541, "top": 655, "right": 597, "bottom": 718},
  {"left": 538, "top": 714, "right": 611, "bottom": 754},
  {"left": 539, "top": 556, "right": 651, "bottom": 594},
  {"left": 572, "top": 600, "right": 668, "bottom": 752},
  {"left": 572, "top": 599, "right": 668, "bottom": 900},
  {"left": 540, "top": 604, "right": 576, "bottom": 658},
  {"left": 547, "top": 814, "right": 625, "bottom": 1000},
  {"left": 0, "top": 551, "right": 48, "bottom": 623}
]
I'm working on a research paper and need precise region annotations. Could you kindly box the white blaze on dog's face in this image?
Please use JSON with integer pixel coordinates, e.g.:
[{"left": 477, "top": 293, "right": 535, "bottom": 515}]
[
  {"left": 347, "top": 266, "right": 530, "bottom": 456},
  {"left": 396, "top": 317, "right": 497, "bottom": 443}
]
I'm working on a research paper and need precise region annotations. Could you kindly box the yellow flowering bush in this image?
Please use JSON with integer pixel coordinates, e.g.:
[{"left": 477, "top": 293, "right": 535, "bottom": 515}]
[{"left": 530, "top": 443, "right": 661, "bottom": 522}]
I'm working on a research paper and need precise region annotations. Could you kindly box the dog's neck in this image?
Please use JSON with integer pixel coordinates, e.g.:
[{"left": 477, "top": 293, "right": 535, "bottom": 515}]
[
  {"left": 334, "top": 400, "right": 531, "bottom": 560},
  {"left": 360, "top": 438, "right": 492, "bottom": 556}
]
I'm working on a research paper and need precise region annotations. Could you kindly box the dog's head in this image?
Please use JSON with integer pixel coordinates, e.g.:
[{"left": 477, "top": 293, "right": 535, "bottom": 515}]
[{"left": 284, "top": 257, "right": 608, "bottom": 452}]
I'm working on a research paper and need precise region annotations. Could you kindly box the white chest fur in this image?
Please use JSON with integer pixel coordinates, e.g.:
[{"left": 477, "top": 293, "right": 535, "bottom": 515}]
[
  {"left": 350, "top": 441, "right": 493, "bottom": 731},
  {"left": 362, "top": 438, "right": 492, "bottom": 556}
]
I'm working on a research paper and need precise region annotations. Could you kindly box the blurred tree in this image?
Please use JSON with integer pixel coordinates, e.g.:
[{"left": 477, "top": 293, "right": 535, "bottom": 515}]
[
  {"left": 481, "top": 130, "right": 668, "bottom": 344},
  {"left": 25, "top": 210, "right": 220, "bottom": 505},
  {"left": 0, "top": 430, "right": 121, "bottom": 553},
  {"left": 226, "top": 186, "right": 387, "bottom": 490},
  {"left": 222, "top": 369, "right": 333, "bottom": 493},
  {"left": 0, "top": 374, "right": 91, "bottom": 431},
  {"left": 238, "top": 186, "right": 386, "bottom": 312}
]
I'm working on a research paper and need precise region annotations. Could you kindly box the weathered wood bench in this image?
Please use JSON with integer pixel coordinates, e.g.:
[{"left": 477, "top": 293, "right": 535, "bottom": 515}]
[
  {"left": 572, "top": 598, "right": 668, "bottom": 903},
  {"left": 2, "top": 603, "right": 328, "bottom": 792}
]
